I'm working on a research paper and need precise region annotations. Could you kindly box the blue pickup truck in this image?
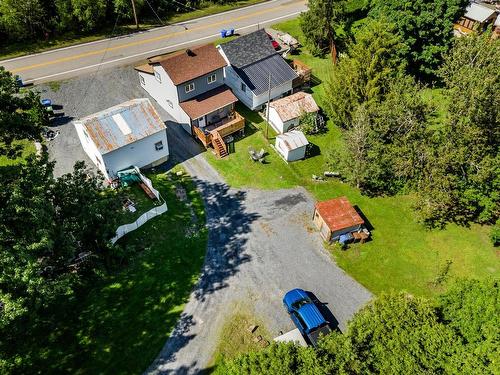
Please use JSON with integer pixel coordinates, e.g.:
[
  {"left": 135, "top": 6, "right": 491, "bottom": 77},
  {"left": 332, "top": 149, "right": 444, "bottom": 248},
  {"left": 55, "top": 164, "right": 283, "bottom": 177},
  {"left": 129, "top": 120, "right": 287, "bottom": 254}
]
[{"left": 283, "top": 288, "right": 332, "bottom": 347}]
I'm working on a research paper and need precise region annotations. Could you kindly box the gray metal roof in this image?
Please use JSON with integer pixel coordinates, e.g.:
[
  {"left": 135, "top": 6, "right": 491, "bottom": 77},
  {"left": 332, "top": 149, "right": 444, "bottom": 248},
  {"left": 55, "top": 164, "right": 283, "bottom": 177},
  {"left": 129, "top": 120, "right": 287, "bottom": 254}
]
[
  {"left": 219, "top": 29, "right": 276, "bottom": 68},
  {"left": 276, "top": 130, "right": 309, "bottom": 151},
  {"left": 464, "top": 2, "right": 497, "bottom": 22},
  {"left": 77, "top": 98, "right": 166, "bottom": 154},
  {"left": 235, "top": 54, "right": 298, "bottom": 95}
]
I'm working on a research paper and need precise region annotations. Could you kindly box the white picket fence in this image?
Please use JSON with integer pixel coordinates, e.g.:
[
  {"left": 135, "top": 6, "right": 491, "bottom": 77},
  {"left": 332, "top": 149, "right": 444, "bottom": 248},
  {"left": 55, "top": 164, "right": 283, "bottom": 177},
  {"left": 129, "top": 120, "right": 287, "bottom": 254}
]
[{"left": 111, "top": 167, "right": 167, "bottom": 244}]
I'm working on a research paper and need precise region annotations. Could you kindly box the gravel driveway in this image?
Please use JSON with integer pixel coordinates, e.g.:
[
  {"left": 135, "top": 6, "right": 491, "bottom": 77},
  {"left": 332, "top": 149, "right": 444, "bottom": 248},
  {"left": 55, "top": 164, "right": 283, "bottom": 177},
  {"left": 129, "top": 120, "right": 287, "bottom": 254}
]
[{"left": 38, "top": 67, "right": 372, "bottom": 374}]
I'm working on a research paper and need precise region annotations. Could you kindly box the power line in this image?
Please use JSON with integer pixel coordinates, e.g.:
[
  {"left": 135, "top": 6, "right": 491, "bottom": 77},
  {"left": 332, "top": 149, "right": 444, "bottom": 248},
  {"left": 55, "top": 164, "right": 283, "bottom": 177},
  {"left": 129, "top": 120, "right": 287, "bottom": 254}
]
[{"left": 144, "top": 0, "right": 166, "bottom": 25}]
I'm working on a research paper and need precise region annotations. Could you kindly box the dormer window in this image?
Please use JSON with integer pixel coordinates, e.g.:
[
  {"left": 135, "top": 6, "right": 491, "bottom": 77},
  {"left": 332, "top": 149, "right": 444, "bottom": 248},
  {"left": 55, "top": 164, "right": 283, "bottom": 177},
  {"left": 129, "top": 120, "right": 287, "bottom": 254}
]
[
  {"left": 207, "top": 73, "right": 217, "bottom": 84},
  {"left": 185, "top": 82, "right": 195, "bottom": 93}
]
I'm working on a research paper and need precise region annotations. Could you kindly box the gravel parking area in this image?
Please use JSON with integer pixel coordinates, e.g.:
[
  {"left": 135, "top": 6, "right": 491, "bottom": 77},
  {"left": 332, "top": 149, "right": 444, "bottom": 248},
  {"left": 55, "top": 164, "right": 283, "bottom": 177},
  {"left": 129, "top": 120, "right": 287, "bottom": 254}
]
[{"left": 36, "top": 67, "right": 372, "bottom": 374}]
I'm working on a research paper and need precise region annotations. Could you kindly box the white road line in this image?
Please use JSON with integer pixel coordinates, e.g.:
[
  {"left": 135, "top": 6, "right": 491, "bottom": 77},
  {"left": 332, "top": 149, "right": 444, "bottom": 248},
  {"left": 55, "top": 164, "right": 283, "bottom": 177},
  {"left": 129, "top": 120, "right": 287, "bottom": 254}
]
[
  {"left": 23, "top": 11, "right": 302, "bottom": 83},
  {"left": 0, "top": 0, "right": 284, "bottom": 64}
]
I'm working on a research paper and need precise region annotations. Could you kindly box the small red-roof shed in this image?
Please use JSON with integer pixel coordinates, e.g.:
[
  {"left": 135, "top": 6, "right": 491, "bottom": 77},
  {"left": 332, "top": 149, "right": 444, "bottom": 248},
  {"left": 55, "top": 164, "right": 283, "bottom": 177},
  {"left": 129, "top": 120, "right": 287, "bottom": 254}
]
[{"left": 313, "top": 197, "right": 364, "bottom": 242}]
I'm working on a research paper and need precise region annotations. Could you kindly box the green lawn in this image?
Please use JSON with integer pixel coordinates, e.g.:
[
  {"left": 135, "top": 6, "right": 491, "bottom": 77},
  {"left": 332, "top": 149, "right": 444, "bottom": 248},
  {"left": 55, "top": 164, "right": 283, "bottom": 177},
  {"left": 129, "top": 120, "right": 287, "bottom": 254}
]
[
  {"left": 21, "top": 169, "right": 208, "bottom": 374},
  {"left": 211, "top": 303, "right": 271, "bottom": 367},
  {"left": 0, "top": 0, "right": 267, "bottom": 60},
  {"left": 0, "top": 140, "right": 36, "bottom": 166},
  {"left": 205, "top": 18, "right": 499, "bottom": 297}
]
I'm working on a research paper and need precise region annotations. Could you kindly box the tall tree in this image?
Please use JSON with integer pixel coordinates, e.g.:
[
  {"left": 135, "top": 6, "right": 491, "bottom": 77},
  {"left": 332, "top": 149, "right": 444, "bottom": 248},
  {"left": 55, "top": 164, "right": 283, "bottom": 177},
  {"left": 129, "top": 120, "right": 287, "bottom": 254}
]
[
  {"left": 0, "top": 0, "right": 47, "bottom": 39},
  {"left": 324, "top": 18, "right": 406, "bottom": 128},
  {"left": 370, "top": 0, "right": 468, "bottom": 80},
  {"left": 0, "top": 67, "right": 46, "bottom": 158},
  {"left": 328, "top": 76, "right": 430, "bottom": 195},
  {"left": 300, "top": 0, "right": 348, "bottom": 57},
  {"left": 438, "top": 279, "right": 500, "bottom": 374},
  {"left": 415, "top": 34, "right": 500, "bottom": 226},
  {"left": 0, "top": 155, "right": 122, "bottom": 331}
]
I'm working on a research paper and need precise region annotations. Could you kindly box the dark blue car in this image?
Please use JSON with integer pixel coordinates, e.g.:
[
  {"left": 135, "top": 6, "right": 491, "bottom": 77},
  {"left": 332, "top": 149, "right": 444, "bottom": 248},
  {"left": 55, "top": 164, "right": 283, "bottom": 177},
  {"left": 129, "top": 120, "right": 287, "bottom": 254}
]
[{"left": 283, "top": 288, "right": 332, "bottom": 347}]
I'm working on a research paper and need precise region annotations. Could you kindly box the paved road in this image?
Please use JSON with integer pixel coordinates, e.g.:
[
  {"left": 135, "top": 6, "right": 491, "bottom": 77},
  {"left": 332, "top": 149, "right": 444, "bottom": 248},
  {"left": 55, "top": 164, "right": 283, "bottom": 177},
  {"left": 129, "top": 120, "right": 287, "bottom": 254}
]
[
  {"left": 0, "top": 0, "right": 306, "bottom": 84},
  {"left": 39, "top": 67, "right": 372, "bottom": 375}
]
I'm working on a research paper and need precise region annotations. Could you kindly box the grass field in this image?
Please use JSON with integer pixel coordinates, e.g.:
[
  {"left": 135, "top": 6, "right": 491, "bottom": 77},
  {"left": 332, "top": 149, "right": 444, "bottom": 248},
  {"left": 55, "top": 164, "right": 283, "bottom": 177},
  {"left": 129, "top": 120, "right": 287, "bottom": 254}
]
[
  {"left": 206, "top": 18, "right": 499, "bottom": 297},
  {"left": 0, "top": 0, "right": 266, "bottom": 60},
  {"left": 0, "top": 140, "right": 36, "bottom": 166},
  {"left": 211, "top": 304, "right": 271, "bottom": 366},
  {"left": 18, "top": 169, "right": 208, "bottom": 374}
]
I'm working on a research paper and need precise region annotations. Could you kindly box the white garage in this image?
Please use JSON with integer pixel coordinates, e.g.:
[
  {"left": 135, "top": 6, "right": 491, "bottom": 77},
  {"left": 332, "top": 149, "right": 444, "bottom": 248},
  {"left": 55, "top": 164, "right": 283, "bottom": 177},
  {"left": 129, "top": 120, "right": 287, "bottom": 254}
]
[
  {"left": 74, "top": 98, "right": 169, "bottom": 181},
  {"left": 275, "top": 130, "right": 309, "bottom": 162}
]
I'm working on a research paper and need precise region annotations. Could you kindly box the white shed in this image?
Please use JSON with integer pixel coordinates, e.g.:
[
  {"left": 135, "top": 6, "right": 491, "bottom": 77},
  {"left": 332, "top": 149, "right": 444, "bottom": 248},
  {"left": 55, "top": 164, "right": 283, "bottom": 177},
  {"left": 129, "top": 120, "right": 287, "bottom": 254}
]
[
  {"left": 268, "top": 91, "right": 319, "bottom": 134},
  {"left": 275, "top": 130, "right": 309, "bottom": 162},
  {"left": 74, "top": 98, "right": 169, "bottom": 181}
]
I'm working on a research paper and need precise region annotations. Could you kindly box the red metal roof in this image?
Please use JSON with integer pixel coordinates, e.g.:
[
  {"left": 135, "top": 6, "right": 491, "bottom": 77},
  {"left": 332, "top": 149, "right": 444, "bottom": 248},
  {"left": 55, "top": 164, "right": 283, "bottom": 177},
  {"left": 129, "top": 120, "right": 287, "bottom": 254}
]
[{"left": 315, "top": 197, "right": 364, "bottom": 232}]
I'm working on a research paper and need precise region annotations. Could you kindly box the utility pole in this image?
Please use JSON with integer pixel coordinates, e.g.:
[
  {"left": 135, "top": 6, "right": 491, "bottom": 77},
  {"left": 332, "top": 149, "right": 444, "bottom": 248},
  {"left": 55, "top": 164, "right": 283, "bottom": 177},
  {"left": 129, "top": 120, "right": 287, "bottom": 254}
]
[
  {"left": 131, "top": 0, "right": 139, "bottom": 29},
  {"left": 265, "top": 73, "right": 271, "bottom": 140}
]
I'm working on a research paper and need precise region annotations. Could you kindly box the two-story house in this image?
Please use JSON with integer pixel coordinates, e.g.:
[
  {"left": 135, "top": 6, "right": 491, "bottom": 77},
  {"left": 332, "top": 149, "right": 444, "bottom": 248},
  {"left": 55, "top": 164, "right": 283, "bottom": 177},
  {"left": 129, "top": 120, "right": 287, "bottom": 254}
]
[
  {"left": 217, "top": 29, "right": 298, "bottom": 110},
  {"left": 135, "top": 44, "right": 244, "bottom": 157}
]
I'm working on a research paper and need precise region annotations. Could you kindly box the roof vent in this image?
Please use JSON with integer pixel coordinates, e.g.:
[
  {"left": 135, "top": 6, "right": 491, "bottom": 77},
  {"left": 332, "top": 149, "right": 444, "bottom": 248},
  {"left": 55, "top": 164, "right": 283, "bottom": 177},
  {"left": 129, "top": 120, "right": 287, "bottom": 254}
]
[{"left": 186, "top": 49, "right": 196, "bottom": 56}]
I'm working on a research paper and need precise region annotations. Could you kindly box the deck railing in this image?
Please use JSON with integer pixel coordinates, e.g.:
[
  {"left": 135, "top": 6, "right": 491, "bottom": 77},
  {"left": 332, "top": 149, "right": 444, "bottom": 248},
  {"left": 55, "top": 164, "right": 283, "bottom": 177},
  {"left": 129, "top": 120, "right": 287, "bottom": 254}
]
[{"left": 193, "top": 111, "right": 245, "bottom": 148}]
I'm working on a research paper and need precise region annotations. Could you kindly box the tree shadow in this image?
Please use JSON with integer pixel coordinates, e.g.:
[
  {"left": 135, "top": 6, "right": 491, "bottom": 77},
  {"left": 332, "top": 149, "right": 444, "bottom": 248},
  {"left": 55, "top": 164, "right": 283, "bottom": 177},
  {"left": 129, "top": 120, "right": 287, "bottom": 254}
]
[
  {"left": 310, "top": 74, "right": 323, "bottom": 88},
  {"left": 190, "top": 179, "right": 258, "bottom": 301},
  {"left": 306, "top": 142, "right": 321, "bottom": 158}
]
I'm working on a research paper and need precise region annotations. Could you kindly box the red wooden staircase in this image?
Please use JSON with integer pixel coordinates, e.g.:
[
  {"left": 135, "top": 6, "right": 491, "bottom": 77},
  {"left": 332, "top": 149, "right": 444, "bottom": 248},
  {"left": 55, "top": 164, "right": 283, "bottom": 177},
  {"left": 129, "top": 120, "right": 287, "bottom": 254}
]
[{"left": 212, "top": 131, "right": 228, "bottom": 158}]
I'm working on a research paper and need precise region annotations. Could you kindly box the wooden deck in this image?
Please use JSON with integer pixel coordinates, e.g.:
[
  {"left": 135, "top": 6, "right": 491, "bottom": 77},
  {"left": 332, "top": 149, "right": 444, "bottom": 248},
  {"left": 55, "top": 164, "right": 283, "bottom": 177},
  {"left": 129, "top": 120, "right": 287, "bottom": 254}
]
[
  {"left": 291, "top": 59, "right": 312, "bottom": 88},
  {"left": 193, "top": 111, "right": 245, "bottom": 157}
]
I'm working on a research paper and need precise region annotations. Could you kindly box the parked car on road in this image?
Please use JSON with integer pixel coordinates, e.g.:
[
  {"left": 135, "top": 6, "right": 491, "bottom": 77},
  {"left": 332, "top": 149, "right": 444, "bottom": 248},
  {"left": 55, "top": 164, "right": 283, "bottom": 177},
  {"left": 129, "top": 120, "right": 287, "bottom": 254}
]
[{"left": 283, "top": 288, "right": 332, "bottom": 347}]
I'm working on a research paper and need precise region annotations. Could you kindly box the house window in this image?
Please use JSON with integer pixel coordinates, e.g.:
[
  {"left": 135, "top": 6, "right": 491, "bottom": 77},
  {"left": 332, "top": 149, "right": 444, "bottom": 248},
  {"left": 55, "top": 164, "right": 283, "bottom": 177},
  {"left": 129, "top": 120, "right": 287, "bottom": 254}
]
[
  {"left": 185, "top": 82, "right": 195, "bottom": 93},
  {"left": 166, "top": 99, "right": 173, "bottom": 108},
  {"left": 155, "top": 141, "right": 164, "bottom": 151},
  {"left": 207, "top": 73, "right": 217, "bottom": 84},
  {"left": 154, "top": 71, "right": 161, "bottom": 83},
  {"left": 140, "top": 75, "right": 145, "bottom": 85},
  {"left": 241, "top": 82, "right": 246, "bottom": 92}
]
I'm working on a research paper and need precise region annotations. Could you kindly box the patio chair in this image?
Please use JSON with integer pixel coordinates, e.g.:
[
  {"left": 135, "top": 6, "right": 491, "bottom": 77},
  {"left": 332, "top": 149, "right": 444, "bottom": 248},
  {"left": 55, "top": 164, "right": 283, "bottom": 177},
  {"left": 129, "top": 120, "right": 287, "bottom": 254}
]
[{"left": 248, "top": 147, "right": 259, "bottom": 162}]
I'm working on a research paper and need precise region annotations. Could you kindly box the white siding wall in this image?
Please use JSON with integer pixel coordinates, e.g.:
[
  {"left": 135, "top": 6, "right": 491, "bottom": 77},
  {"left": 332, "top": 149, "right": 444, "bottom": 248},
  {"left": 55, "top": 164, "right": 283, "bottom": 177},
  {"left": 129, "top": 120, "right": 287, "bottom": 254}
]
[
  {"left": 222, "top": 65, "right": 254, "bottom": 108},
  {"left": 74, "top": 121, "right": 109, "bottom": 179},
  {"left": 268, "top": 107, "right": 284, "bottom": 133},
  {"left": 283, "top": 118, "right": 299, "bottom": 133},
  {"left": 139, "top": 67, "right": 192, "bottom": 134},
  {"left": 253, "top": 81, "right": 293, "bottom": 109},
  {"left": 275, "top": 138, "right": 306, "bottom": 162},
  {"left": 268, "top": 108, "right": 300, "bottom": 134},
  {"left": 102, "top": 130, "right": 169, "bottom": 178}
]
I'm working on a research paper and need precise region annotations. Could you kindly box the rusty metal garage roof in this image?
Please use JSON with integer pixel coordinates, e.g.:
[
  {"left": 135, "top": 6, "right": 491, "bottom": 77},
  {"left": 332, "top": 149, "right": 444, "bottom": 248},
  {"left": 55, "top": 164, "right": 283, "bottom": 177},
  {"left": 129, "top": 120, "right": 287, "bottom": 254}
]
[
  {"left": 315, "top": 197, "right": 364, "bottom": 232},
  {"left": 77, "top": 98, "right": 165, "bottom": 154}
]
